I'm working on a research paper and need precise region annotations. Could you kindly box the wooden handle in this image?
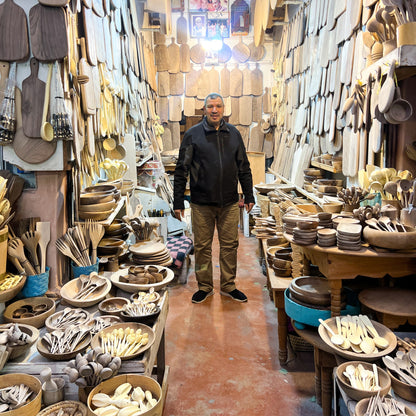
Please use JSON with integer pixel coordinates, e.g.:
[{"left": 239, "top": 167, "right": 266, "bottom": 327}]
[
  {"left": 29, "top": 57, "right": 39, "bottom": 79},
  {"left": 41, "top": 64, "right": 53, "bottom": 127}
]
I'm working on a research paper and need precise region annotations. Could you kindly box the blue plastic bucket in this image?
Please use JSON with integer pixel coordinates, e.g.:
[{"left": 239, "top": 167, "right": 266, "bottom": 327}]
[{"left": 72, "top": 259, "right": 99, "bottom": 278}]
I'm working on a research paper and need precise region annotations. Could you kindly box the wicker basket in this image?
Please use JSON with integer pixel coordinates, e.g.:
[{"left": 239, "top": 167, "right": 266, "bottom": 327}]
[{"left": 288, "top": 334, "right": 313, "bottom": 352}]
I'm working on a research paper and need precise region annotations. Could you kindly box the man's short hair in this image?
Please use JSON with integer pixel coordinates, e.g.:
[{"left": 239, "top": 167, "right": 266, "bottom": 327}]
[{"left": 204, "top": 93, "right": 224, "bottom": 107}]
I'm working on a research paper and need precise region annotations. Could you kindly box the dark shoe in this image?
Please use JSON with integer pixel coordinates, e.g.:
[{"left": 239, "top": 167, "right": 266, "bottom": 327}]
[
  {"left": 192, "top": 290, "right": 214, "bottom": 303},
  {"left": 220, "top": 289, "right": 247, "bottom": 302}
]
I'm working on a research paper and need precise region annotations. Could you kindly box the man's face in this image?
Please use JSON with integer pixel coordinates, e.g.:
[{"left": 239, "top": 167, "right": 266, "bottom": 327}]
[{"left": 204, "top": 97, "right": 224, "bottom": 128}]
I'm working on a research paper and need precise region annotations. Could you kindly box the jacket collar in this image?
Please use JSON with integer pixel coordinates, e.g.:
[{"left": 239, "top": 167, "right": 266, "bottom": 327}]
[{"left": 202, "top": 116, "right": 229, "bottom": 133}]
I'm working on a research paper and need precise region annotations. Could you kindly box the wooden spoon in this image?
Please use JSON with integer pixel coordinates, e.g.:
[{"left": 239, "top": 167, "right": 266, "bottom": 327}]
[
  {"left": 319, "top": 318, "right": 344, "bottom": 346},
  {"left": 384, "top": 181, "right": 398, "bottom": 199},
  {"left": 40, "top": 63, "right": 54, "bottom": 142},
  {"left": 399, "top": 178, "right": 412, "bottom": 208},
  {"left": 360, "top": 315, "right": 389, "bottom": 349},
  {"left": 36, "top": 222, "right": 50, "bottom": 274}
]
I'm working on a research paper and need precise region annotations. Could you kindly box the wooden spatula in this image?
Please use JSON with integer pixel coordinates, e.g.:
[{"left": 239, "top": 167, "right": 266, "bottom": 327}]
[{"left": 36, "top": 222, "right": 50, "bottom": 274}]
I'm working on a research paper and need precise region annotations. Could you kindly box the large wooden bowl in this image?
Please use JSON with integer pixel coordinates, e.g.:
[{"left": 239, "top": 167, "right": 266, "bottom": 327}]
[
  {"left": 110, "top": 267, "right": 174, "bottom": 292},
  {"left": 289, "top": 276, "right": 331, "bottom": 306},
  {"left": 0, "top": 275, "right": 26, "bottom": 303},
  {"left": 80, "top": 192, "right": 114, "bottom": 205},
  {"left": 0, "top": 373, "right": 42, "bottom": 416},
  {"left": 78, "top": 200, "right": 116, "bottom": 212},
  {"left": 336, "top": 361, "right": 390, "bottom": 402},
  {"left": 79, "top": 210, "right": 114, "bottom": 221},
  {"left": 37, "top": 331, "right": 91, "bottom": 360},
  {"left": 318, "top": 317, "right": 397, "bottom": 361},
  {"left": 3, "top": 297, "right": 56, "bottom": 328},
  {"left": 363, "top": 225, "right": 416, "bottom": 249},
  {"left": 87, "top": 374, "right": 162, "bottom": 416},
  {"left": 0, "top": 323, "right": 39, "bottom": 360},
  {"left": 90, "top": 322, "right": 155, "bottom": 360},
  {"left": 45, "top": 309, "right": 90, "bottom": 332},
  {"left": 98, "top": 297, "right": 130, "bottom": 316},
  {"left": 355, "top": 396, "right": 416, "bottom": 416},
  {"left": 60, "top": 276, "right": 112, "bottom": 308},
  {"left": 84, "top": 184, "right": 117, "bottom": 194},
  {"left": 387, "top": 368, "right": 416, "bottom": 402}
]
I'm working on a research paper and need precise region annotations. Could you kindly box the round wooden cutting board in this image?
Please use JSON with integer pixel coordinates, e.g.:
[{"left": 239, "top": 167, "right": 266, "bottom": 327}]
[{"left": 232, "top": 38, "right": 250, "bottom": 63}]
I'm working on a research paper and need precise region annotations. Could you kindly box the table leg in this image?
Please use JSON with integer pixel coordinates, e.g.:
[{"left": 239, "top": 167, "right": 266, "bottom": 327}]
[
  {"left": 315, "top": 347, "right": 337, "bottom": 416},
  {"left": 313, "top": 347, "right": 322, "bottom": 407},
  {"left": 274, "top": 290, "right": 288, "bottom": 365},
  {"left": 156, "top": 330, "right": 166, "bottom": 385},
  {"left": 329, "top": 280, "right": 343, "bottom": 317}
]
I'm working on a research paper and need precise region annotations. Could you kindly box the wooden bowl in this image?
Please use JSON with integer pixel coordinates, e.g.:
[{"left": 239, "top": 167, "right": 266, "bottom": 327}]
[
  {"left": 79, "top": 193, "right": 114, "bottom": 205},
  {"left": 45, "top": 309, "right": 91, "bottom": 332},
  {"left": 322, "top": 202, "right": 344, "bottom": 213},
  {"left": 0, "top": 275, "right": 26, "bottom": 303},
  {"left": 85, "top": 315, "right": 122, "bottom": 334},
  {"left": 130, "top": 291, "right": 161, "bottom": 304},
  {"left": 120, "top": 307, "right": 161, "bottom": 326},
  {"left": 37, "top": 331, "right": 91, "bottom": 361},
  {"left": 84, "top": 184, "right": 117, "bottom": 194},
  {"left": 289, "top": 276, "right": 331, "bottom": 306},
  {"left": 87, "top": 374, "right": 162, "bottom": 416},
  {"left": 318, "top": 317, "right": 397, "bottom": 361},
  {"left": 355, "top": 396, "right": 416, "bottom": 416},
  {"left": 363, "top": 226, "right": 416, "bottom": 250},
  {"left": 37, "top": 401, "right": 88, "bottom": 416},
  {"left": 296, "top": 220, "right": 319, "bottom": 230},
  {"left": 78, "top": 200, "right": 116, "bottom": 212},
  {"left": 266, "top": 236, "right": 289, "bottom": 247},
  {"left": 272, "top": 258, "right": 291, "bottom": 268},
  {"left": 79, "top": 210, "right": 114, "bottom": 221},
  {"left": 97, "top": 238, "right": 126, "bottom": 256},
  {"left": 0, "top": 373, "right": 41, "bottom": 416},
  {"left": 266, "top": 246, "right": 291, "bottom": 260},
  {"left": 272, "top": 264, "right": 292, "bottom": 277},
  {"left": 0, "top": 323, "right": 39, "bottom": 359},
  {"left": 3, "top": 297, "right": 56, "bottom": 328},
  {"left": 60, "top": 276, "right": 112, "bottom": 308},
  {"left": 104, "top": 224, "right": 128, "bottom": 236},
  {"left": 387, "top": 368, "right": 416, "bottom": 402},
  {"left": 104, "top": 219, "right": 125, "bottom": 232},
  {"left": 98, "top": 297, "right": 130, "bottom": 317},
  {"left": 110, "top": 267, "right": 174, "bottom": 292},
  {"left": 336, "top": 361, "right": 391, "bottom": 401},
  {"left": 90, "top": 323, "right": 155, "bottom": 360}
]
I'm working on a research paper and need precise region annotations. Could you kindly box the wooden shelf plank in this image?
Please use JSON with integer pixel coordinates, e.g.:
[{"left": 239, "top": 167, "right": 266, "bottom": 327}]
[{"left": 310, "top": 160, "right": 342, "bottom": 173}]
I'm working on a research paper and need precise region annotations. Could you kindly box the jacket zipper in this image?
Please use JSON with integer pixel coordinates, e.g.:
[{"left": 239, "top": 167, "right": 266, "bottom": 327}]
[{"left": 217, "top": 129, "right": 224, "bottom": 206}]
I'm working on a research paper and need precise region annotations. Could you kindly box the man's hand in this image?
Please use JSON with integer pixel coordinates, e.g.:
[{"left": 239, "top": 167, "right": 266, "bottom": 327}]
[
  {"left": 245, "top": 203, "right": 254, "bottom": 213},
  {"left": 174, "top": 209, "right": 184, "bottom": 220}
]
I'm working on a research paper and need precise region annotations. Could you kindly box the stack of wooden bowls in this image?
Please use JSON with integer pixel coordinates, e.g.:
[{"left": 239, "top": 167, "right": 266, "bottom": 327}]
[
  {"left": 97, "top": 237, "right": 127, "bottom": 257},
  {"left": 121, "top": 179, "right": 134, "bottom": 196},
  {"left": 104, "top": 219, "right": 130, "bottom": 241},
  {"left": 292, "top": 219, "right": 319, "bottom": 245},
  {"left": 317, "top": 228, "right": 337, "bottom": 247},
  {"left": 303, "top": 168, "right": 323, "bottom": 193},
  {"left": 312, "top": 179, "right": 343, "bottom": 198},
  {"left": 79, "top": 184, "right": 120, "bottom": 221},
  {"left": 289, "top": 276, "right": 331, "bottom": 308},
  {"left": 336, "top": 222, "right": 363, "bottom": 251},
  {"left": 317, "top": 212, "right": 333, "bottom": 228}
]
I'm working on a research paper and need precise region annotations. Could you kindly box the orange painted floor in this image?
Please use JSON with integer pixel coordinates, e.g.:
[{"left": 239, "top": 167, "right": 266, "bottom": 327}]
[{"left": 163, "top": 232, "right": 323, "bottom": 416}]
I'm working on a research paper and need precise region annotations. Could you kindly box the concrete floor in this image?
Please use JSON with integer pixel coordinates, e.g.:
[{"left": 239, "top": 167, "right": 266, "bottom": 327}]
[{"left": 163, "top": 232, "right": 324, "bottom": 416}]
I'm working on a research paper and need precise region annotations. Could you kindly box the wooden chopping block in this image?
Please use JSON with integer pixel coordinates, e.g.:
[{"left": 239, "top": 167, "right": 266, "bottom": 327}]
[
  {"left": 263, "top": 131, "right": 274, "bottom": 158},
  {"left": 162, "top": 123, "right": 172, "bottom": 151},
  {"left": 176, "top": 14, "right": 187, "bottom": 44},
  {"left": 230, "top": 66, "right": 243, "bottom": 97},
  {"left": 169, "top": 121, "right": 180, "bottom": 149},
  {"left": 0, "top": 0, "right": 29, "bottom": 62},
  {"left": 251, "top": 63, "right": 263, "bottom": 96},
  {"left": 197, "top": 67, "right": 210, "bottom": 100},
  {"left": 190, "top": 42, "right": 205, "bottom": 64},
  {"left": 248, "top": 41, "right": 265, "bottom": 62},
  {"left": 208, "top": 66, "right": 219, "bottom": 93},
  {"left": 242, "top": 65, "right": 252, "bottom": 96},
  {"left": 110, "top": 15, "right": 121, "bottom": 70},
  {"left": 13, "top": 87, "right": 57, "bottom": 164},
  {"left": 157, "top": 96, "right": 168, "bottom": 122},
  {"left": 167, "top": 38, "right": 180, "bottom": 73},
  {"left": 195, "top": 98, "right": 204, "bottom": 110},
  {"left": 180, "top": 44, "right": 191, "bottom": 73},
  {"left": 168, "top": 96, "right": 182, "bottom": 122},
  {"left": 93, "top": 14, "right": 106, "bottom": 64},
  {"left": 155, "top": 44, "right": 169, "bottom": 72},
  {"left": 248, "top": 123, "right": 264, "bottom": 152},
  {"left": 183, "top": 96, "right": 195, "bottom": 117},
  {"left": 185, "top": 67, "right": 199, "bottom": 96},
  {"left": 102, "top": 15, "right": 113, "bottom": 70},
  {"left": 220, "top": 65, "right": 230, "bottom": 98},
  {"left": 252, "top": 95, "right": 262, "bottom": 122},
  {"left": 232, "top": 37, "right": 250, "bottom": 63},
  {"left": 224, "top": 96, "right": 231, "bottom": 117},
  {"left": 157, "top": 71, "right": 170, "bottom": 97},
  {"left": 239, "top": 96, "right": 252, "bottom": 126},
  {"left": 229, "top": 97, "right": 239, "bottom": 125},
  {"left": 236, "top": 125, "right": 250, "bottom": 149},
  {"left": 79, "top": 38, "right": 96, "bottom": 115},
  {"left": 218, "top": 42, "right": 232, "bottom": 64},
  {"left": 154, "top": 31, "right": 166, "bottom": 45},
  {"left": 29, "top": 3, "right": 67, "bottom": 62},
  {"left": 83, "top": 6, "right": 97, "bottom": 66},
  {"left": 263, "top": 87, "right": 271, "bottom": 114},
  {"left": 21, "top": 58, "right": 45, "bottom": 138},
  {"left": 169, "top": 72, "right": 184, "bottom": 96}
]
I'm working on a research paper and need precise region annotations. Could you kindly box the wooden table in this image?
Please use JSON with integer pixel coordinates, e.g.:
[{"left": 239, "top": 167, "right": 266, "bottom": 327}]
[
  {"left": 284, "top": 233, "right": 416, "bottom": 317},
  {"left": 1, "top": 289, "right": 169, "bottom": 412},
  {"left": 260, "top": 238, "right": 292, "bottom": 364}
]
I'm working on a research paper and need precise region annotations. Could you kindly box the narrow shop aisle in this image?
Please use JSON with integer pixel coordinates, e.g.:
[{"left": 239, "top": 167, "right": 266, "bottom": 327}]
[{"left": 164, "top": 232, "right": 323, "bottom": 416}]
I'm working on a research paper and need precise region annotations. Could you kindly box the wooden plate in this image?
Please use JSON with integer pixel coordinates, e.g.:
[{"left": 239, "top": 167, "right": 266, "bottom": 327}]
[
  {"left": 318, "top": 317, "right": 396, "bottom": 361},
  {"left": 129, "top": 241, "right": 167, "bottom": 256},
  {"left": 37, "top": 332, "right": 91, "bottom": 360},
  {"left": 110, "top": 266, "right": 174, "bottom": 292},
  {"left": 90, "top": 322, "right": 155, "bottom": 359}
]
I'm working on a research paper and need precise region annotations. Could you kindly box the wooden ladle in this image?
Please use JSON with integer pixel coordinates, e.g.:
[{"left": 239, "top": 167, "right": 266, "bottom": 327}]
[
  {"left": 384, "top": 181, "right": 398, "bottom": 199},
  {"left": 40, "top": 63, "right": 54, "bottom": 142},
  {"left": 319, "top": 318, "right": 344, "bottom": 346},
  {"left": 399, "top": 178, "right": 412, "bottom": 208}
]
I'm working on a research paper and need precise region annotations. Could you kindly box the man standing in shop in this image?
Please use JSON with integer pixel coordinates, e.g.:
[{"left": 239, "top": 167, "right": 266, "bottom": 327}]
[{"left": 174, "top": 93, "right": 255, "bottom": 304}]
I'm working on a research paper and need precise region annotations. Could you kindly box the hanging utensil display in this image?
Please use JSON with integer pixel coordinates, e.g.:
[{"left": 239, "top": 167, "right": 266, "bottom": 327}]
[{"left": 0, "top": 63, "right": 16, "bottom": 144}]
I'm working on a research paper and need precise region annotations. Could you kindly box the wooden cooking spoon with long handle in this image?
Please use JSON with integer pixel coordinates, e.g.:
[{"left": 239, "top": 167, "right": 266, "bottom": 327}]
[{"left": 36, "top": 222, "right": 50, "bottom": 274}]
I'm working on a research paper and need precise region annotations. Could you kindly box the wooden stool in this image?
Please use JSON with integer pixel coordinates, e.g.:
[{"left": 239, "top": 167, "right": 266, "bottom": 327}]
[{"left": 359, "top": 288, "right": 416, "bottom": 329}]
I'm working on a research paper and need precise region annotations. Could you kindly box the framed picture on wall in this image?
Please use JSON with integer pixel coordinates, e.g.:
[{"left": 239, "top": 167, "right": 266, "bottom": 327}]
[
  {"left": 230, "top": 0, "right": 249, "bottom": 35},
  {"left": 172, "top": 0, "right": 185, "bottom": 12},
  {"left": 207, "top": 17, "right": 229, "bottom": 38},
  {"left": 189, "top": 0, "right": 205, "bottom": 11},
  {"left": 190, "top": 13, "right": 207, "bottom": 38}
]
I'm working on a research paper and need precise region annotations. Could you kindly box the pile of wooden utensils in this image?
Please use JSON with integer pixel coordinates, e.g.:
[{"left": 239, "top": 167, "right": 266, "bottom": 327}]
[
  {"left": 0, "top": 176, "right": 13, "bottom": 231},
  {"left": 0, "top": 383, "right": 34, "bottom": 412},
  {"left": 63, "top": 347, "right": 122, "bottom": 388},
  {"left": 123, "top": 216, "right": 159, "bottom": 242},
  {"left": 55, "top": 220, "right": 104, "bottom": 266},
  {"left": 337, "top": 186, "right": 375, "bottom": 208},
  {"left": 7, "top": 221, "right": 50, "bottom": 276},
  {"left": 42, "top": 325, "right": 90, "bottom": 355}
]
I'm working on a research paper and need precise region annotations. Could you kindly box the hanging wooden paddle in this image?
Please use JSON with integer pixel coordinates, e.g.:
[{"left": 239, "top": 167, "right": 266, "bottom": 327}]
[
  {"left": 21, "top": 58, "right": 45, "bottom": 138},
  {"left": 180, "top": 44, "right": 191, "bottom": 73},
  {"left": 0, "top": 0, "right": 29, "bottom": 62},
  {"left": 176, "top": 14, "right": 187, "bottom": 44},
  {"left": 167, "top": 38, "right": 180, "bottom": 74}
]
